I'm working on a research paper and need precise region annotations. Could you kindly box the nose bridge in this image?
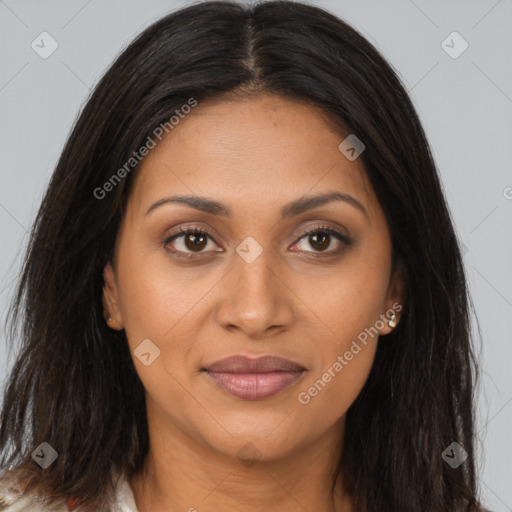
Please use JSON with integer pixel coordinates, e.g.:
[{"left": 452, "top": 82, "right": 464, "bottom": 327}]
[
  {"left": 215, "top": 235, "right": 293, "bottom": 336},
  {"left": 237, "top": 238, "right": 274, "bottom": 293}
]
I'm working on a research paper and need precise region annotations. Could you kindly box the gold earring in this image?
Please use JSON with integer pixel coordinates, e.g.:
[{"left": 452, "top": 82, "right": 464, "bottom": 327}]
[{"left": 388, "top": 312, "right": 397, "bottom": 328}]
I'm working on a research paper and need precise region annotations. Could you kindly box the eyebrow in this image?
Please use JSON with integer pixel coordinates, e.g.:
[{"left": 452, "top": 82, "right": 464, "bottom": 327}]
[{"left": 145, "top": 190, "right": 369, "bottom": 221}]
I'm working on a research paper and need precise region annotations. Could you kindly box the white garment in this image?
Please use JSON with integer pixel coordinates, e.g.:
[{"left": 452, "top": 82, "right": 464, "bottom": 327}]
[
  {"left": 114, "top": 477, "right": 139, "bottom": 512},
  {"left": 0, "top": 471, "right": 139, "bottom": 512}
]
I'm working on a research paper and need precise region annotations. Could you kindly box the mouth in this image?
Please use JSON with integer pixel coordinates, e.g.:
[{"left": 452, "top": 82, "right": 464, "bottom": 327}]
[{"left": 201, "top": 355, "right": 307, "bottom": 401}]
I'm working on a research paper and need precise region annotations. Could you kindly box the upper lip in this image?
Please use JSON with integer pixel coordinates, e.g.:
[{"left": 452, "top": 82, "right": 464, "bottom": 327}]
[{"left": 203, "top": 355, "right": 306, "bottom": 373}]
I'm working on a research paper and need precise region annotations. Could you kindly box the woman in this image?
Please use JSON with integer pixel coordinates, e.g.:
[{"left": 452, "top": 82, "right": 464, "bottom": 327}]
[{"left": 0, "top": 1, "right": 485, "bottom": 510}]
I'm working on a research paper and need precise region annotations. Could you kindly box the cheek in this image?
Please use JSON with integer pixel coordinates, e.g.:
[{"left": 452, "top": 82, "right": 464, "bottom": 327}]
[
  {"left": 114, "top": 240, "right": 224, "bottom": 408},
  {"left": 296, "top": 342, "right": 377, "bottom": 426},
  {"left": 293, "top": 250, "right": 389, "bottom": 416},
  {"left": 114, "top": 254, "right": 199, "bottom": 414},
  {"left": 115, "top": 237, "right": 216, "bottom": 347},
  {"left": 302, "top": 249, "right": 391, "bottom": 342}
]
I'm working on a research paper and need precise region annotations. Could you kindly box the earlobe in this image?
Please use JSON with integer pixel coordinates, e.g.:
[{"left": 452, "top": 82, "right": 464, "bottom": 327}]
[
  {"left": 381, "top": 263, "right": 407, "bottom": 335},
  {"left": 379, "top": 304, "right": 402, "bottom": 336},
  {"left": 101, "top": 261, "right": 123, "bottom": 330}
]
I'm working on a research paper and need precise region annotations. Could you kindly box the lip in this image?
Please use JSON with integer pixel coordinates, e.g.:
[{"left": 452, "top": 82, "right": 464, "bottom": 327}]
[
  {"left": 202, "top": 355, "right": 306, "bottom": 401},
  {"left": 204, "top": 355, "right": 306, "bottom": 373}
]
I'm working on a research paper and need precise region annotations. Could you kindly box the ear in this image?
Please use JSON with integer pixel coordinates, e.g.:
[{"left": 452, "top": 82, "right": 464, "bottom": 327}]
[
  {"left": 102, "top": 261, "right": 124, "bottom": 330},
  {"left": 379, "top": 261, "right": 406, "bottom": 336}
]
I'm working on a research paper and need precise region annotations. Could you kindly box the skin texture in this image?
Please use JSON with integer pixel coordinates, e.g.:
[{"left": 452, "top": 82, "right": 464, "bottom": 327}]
[{"left": 102, "top": 94, "right": 404, "bottom": 512}]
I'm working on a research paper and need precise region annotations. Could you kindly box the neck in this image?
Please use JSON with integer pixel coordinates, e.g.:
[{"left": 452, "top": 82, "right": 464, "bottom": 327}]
[{"left": 129, "top": 413, "right": 352, "bottom": 512}]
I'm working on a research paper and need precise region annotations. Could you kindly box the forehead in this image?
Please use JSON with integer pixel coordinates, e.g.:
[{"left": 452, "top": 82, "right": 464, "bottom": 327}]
[{"left": 128, "top": 94, "right": 377, "bottom": 221}]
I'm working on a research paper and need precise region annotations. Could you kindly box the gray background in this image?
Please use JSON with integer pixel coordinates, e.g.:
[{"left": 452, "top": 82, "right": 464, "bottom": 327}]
[{"left": 1, "top": 0, "right": 511, "bottom": 509}]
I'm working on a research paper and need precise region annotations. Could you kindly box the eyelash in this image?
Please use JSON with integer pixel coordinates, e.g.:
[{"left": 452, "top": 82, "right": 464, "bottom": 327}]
[{"left": 163, "top": 225, "right": 352, "bottom": 259}]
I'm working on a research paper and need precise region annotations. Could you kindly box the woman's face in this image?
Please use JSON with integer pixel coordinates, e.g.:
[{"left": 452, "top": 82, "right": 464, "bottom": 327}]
[{"left": 103, "top": 94, "right": 403, "bottom": 463}]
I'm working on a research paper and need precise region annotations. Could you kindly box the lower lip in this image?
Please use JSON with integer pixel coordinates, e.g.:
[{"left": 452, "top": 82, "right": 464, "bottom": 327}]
[{"left": 204, "top": 371, "right": 305, "bottom": 400}]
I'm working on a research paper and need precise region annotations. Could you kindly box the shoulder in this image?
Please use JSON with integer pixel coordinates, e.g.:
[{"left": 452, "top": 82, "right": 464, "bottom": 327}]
[
  {"left": 0, "top": 469, "right": 138, "bottom": 512},
  {"left": 0, "top": 471, "right": 24, "bottom": 510},
  {"left": 0, "top": 472, "right": 69, "bottom": 512}
]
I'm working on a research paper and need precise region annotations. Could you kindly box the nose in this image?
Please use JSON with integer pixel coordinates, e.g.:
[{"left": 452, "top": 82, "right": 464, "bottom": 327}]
[{"left": 214, "top": 244, "right": 295, "bottom": 340}]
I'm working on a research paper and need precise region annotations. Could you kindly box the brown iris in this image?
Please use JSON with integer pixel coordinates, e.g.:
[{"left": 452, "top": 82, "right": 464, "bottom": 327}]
[
  {"left": 309, "top": 232, "right": 330, "bottom": 252},
  {"left": 184, "top": 233, "right": 208, "bottom": 252}
]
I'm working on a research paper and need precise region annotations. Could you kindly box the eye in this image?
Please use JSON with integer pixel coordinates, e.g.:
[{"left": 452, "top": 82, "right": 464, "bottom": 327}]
[
  {"left": 163, "top": 224, "right": 352, "bottom": 260},
  {"left": 164, "top": 227, "right": 221, "bottom": 259},
  {"left": 291, "top": 225, "right": 352, "bottom": 255}
]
